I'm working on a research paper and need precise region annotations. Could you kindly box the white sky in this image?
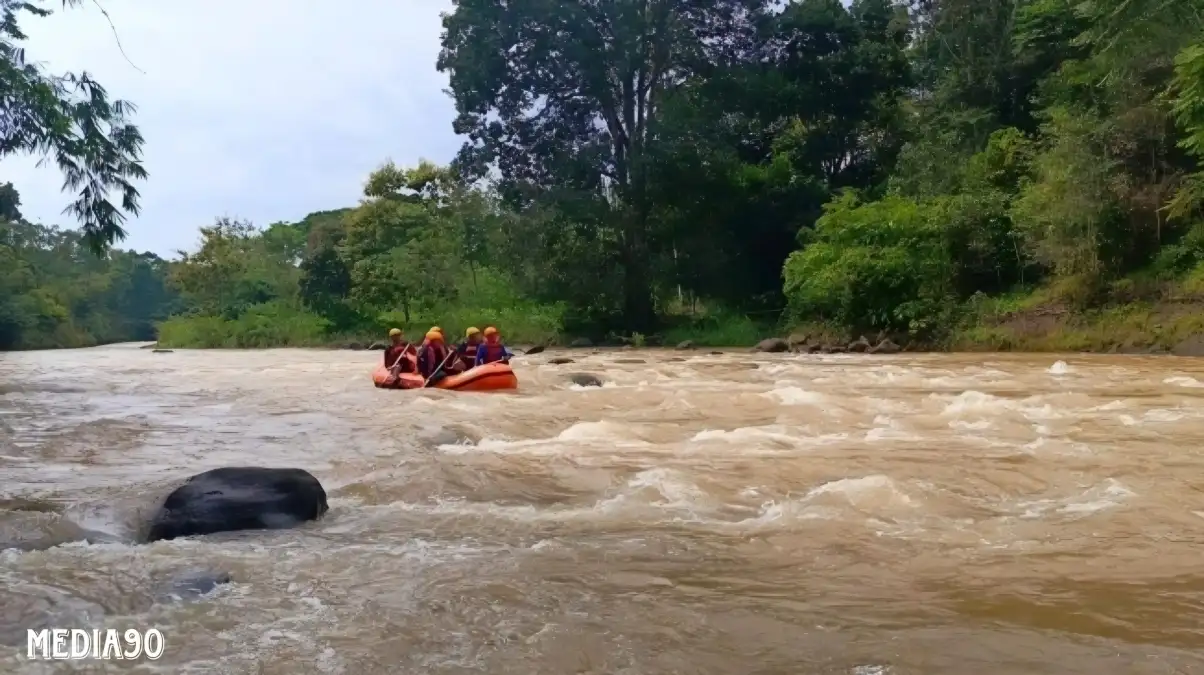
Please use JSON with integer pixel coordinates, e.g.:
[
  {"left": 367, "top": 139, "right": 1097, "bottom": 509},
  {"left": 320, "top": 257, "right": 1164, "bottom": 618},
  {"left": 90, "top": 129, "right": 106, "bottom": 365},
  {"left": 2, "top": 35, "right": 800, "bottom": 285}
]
[{"left": 1, "top": 0, "right": 461, "bottom": 256}]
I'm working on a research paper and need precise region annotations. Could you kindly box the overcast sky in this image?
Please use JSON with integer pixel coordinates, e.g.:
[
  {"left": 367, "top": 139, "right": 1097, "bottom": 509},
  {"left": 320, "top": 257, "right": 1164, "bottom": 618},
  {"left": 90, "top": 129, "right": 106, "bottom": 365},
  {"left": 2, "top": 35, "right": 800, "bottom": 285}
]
[{"left": 1, "top": 0, "right": 461, "bottom": 256}]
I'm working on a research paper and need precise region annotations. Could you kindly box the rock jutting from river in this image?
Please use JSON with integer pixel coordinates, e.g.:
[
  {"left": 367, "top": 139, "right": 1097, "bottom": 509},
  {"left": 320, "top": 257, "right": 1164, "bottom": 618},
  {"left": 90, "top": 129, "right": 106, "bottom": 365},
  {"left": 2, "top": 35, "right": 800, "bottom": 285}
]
[{"left": 145, "top": 467, "right": 329, "bottom": 542}]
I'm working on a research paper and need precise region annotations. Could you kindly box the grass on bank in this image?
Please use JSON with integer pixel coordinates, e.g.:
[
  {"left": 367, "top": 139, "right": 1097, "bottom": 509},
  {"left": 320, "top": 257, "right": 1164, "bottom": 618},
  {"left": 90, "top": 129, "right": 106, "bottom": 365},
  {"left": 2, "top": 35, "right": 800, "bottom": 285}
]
[{"left": 949, "top": 268, "right": 1204, "bottom": 352}]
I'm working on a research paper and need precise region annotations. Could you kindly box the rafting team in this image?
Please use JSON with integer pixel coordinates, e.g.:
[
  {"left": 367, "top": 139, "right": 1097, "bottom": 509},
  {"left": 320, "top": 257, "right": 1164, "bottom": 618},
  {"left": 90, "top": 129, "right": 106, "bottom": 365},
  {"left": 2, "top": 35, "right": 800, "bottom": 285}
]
[{"left": 382, "top": 325, "right": 514, "bottom": 386}]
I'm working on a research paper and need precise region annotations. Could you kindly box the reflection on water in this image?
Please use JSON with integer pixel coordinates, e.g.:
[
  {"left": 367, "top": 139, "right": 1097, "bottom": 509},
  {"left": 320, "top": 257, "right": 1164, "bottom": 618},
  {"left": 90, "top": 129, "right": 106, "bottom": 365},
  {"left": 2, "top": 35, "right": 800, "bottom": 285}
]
[{"left": 2, "top": 345, "right": 1204, "bottom": 673}]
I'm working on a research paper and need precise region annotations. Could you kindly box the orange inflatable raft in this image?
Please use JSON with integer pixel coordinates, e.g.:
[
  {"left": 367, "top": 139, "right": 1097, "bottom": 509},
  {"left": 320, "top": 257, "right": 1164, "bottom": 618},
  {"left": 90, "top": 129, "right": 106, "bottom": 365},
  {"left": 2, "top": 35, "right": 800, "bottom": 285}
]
[{"left": 371, "top": 359, "right": 518, "bottom": 392}]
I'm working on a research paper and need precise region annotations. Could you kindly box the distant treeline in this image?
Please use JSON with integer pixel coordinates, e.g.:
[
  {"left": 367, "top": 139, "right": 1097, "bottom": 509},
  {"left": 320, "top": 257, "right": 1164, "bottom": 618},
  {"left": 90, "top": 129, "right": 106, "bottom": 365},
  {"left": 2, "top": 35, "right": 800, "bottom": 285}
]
[{"left": 5, "top": 0, "right": 1204, "bottom": 351}]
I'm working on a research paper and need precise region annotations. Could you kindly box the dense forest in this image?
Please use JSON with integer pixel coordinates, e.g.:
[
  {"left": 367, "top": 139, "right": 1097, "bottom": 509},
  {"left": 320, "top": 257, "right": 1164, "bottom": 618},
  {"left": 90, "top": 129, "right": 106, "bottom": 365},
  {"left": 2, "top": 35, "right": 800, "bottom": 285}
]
[{"left": 4, "top": 0, "right": 1204, "bottom": 351}]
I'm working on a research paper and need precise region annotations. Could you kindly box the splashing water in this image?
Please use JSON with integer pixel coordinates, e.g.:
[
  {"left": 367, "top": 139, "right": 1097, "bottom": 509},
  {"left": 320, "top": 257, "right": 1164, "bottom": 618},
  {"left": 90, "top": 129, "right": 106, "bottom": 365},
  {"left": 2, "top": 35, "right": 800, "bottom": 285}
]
[{"left": 2, "top": 345, "right": 1204, "bottom": 673}]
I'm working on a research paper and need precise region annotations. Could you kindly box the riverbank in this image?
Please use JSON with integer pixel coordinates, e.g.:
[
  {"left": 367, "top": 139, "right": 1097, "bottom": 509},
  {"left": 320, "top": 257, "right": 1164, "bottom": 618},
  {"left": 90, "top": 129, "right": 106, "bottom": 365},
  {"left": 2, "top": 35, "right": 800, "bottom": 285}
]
[
  {"left": 782, "top": 279, "right": 1204, "bottom": 356},
  {"left": 111, "top": 278, "right": 1204, "bottom": 357}
]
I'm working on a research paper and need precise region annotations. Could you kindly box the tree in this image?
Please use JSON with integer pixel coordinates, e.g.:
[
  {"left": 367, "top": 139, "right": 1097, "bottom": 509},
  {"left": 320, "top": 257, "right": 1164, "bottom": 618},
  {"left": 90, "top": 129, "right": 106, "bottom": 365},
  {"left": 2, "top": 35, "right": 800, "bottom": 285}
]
[
  {"left": 0, "top": 0, "right": 147, "bottom": 252},
  {"left": 438, "top": 0, "right": 769, "bottom": 331}
]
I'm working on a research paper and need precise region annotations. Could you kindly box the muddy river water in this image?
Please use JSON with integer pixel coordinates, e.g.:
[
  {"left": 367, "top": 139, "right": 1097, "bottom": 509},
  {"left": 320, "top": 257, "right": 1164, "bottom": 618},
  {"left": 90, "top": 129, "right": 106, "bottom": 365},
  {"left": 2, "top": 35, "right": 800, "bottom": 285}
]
[{"left": 2, "top": 344, "right": 1204, "bottom": 674}]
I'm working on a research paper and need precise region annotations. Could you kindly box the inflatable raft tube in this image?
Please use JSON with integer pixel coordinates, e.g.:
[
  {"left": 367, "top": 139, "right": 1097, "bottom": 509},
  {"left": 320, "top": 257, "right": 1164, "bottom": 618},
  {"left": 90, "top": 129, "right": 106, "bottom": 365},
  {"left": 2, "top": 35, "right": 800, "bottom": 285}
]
[{"left": 371, "top": 360, "right": 518, "bottom": 392}]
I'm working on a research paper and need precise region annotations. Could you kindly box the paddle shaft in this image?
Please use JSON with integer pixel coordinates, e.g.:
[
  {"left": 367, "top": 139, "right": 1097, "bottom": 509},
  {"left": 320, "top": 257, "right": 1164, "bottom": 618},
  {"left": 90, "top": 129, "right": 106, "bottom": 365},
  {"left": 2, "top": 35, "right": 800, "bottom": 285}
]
[
  {"left": 388, "top": 344, "right": 416, "bottom": 370},
  {"left": 423, "top": 348, "right": 459, "bottom": 387}
]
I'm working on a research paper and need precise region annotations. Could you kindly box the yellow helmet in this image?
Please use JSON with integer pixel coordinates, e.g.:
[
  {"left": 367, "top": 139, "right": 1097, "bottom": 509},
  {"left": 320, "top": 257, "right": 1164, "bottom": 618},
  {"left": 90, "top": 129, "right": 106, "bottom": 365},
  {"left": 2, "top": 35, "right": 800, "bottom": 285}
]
[
  {"left": 388, "top": 328, "right": 402, "bottom": 337},
  {"left": 430, "top": 326, "right": 443, "bottom": 335},
  {"left": 483, "top": 326, "right": 498, "bottom": 336},
  {"left": 466, "top": 327, "right": 480, "bottom": 337},
  {"left": 425, "top": 330, "right": 443, "bottom": 342}
]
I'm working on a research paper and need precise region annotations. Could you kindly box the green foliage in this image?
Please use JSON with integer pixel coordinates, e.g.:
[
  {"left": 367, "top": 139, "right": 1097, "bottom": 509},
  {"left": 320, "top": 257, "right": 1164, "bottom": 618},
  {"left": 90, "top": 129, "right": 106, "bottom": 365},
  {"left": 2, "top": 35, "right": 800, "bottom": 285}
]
[
  {"left": 0, "top": 187, "right": 177, "bottom": 349},
  {"left": 661, "top": 308, "right": 766, "bottom": 347},
  {"left": 0, "top": 0, "right": 146, "bottom": 252},
  {"left": 156, "top": 302, "right": 329, "bottom": 348},
  {"left": 11, "top": 0, "right": 1204, "bottom": 352},
  {"left": 783, "top": 192, "right": 953, "bottom": 336},
  {"left": 781, "top": 0, "right": 1204, "bottom": 345}
]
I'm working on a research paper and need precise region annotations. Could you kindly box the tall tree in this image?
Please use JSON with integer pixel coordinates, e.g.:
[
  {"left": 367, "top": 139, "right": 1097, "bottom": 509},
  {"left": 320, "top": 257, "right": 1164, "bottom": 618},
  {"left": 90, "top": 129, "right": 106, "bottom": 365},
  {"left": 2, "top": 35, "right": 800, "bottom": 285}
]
[
  {"left": 438, "top": 0, "right": 769, "bottom": 331},
  {"left": 0, "top": 0, "right": 147, "bottom": 252}
]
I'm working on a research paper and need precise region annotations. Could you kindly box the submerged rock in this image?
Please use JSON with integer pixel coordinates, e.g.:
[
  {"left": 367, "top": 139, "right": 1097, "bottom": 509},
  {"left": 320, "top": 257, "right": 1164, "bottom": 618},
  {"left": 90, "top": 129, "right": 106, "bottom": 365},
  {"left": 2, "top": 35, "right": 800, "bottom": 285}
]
[
  {"left": 151, "top": 349, "right": 173, "bottom": 353},
  {"left": 549, "top": 357, "right": 575, "bottom": 365},
  {"left": 159, "top": 570, "right": 232, "bottom": 601},
  {"left": 1172, "top": 336, "right": 1204, "bottom": 356},
  {"left": 145, "top": 467, "right": 329, "bottom": 543},
  {"left": 569, "top": 338, "right": 593, "bottom": 348},
  {"left": 524, "top": 345, "right": 546, "bottom": 355},
  {"left": 870, "top": 338, "right": 901, "bottom": 354},
  {"left": 0, "top": 510, "right": 122, "bottom": 552},
  {"left": 568, "top": 373, "right": 603, "bottom": 387},
  {"left": 847, "top": 336, "right": 871, "bottom": 353},
  {"left": 675, "top": 340, "right": 695, "bottom": 350},
  {"left": 754, "top": 338, "right": 789, "bottom": 353}
]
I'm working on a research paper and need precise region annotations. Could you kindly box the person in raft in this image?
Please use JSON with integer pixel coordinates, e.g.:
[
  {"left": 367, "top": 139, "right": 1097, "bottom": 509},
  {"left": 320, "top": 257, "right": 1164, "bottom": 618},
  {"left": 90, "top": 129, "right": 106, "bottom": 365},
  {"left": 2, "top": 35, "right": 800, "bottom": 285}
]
[
  {"left": 455, "top": 327, "right": 484, "bottom": 370},
  {"left": 474, "top": 326, "right": 514, "bottom": 366},
  {"left": 414, "top": 326, "right": 441, "bottom": 357},
  {"left": 383, "top": 329, "right": 416, "bottom": 373},
  {"left": 417, "top": 330, "right": 454, "bottom": 384}
]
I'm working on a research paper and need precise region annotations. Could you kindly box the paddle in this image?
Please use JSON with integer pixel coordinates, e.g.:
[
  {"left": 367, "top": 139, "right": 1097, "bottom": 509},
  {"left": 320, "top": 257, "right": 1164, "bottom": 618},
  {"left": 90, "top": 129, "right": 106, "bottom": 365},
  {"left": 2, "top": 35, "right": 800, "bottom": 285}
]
[
  {"left": 383, "top": 343, "right": 416, "bottom": 385},
  {"left": 423, "top": 348, "right": 459, "bottom": 388}
]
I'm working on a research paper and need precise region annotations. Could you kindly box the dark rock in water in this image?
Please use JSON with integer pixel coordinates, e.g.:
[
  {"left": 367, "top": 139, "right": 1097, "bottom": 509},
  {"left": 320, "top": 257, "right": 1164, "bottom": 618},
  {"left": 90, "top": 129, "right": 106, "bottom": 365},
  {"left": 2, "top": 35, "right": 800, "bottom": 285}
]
[
  {"left": 151, "top": 349, "right": 173, "bottom": 353},
  {"left": 709, "top": 350, "right": 724, "bottom": 355},
  {"left": 754, "top": 338, "right": 789, "bottom": 353},
  {"left": 870, "top": 338, "right": 901, "bottom": 354},
  {"left": 823, "top": 344, "right": 847, "bottom": 353},
  {"left": 1172, "top": 336, "right": 1204, "bottom": 356},
  {"left": 139, "top": 343, "right": 157, "bottom": 349},
  {"left": 614, "top": 358, "right": 646, "bottom": 364},
  {"left": 676, "top": 340, "right": 695, "bottom": 350},
  {"left": 160, "top": 570, "right": 232, "bottom": 601},
  {"left": 666, "top": 356, "right": 687, "bottom": 362},
  {"left": 568, "top": 373, "right": 603, "bottom": 387},
  {"left": 367, "top": 341, "right": 387, "bottom": 350},
  {"left": 146, "top": 467, "right": 329, "bottom": 543},
  {"left": 346, "top": 341, "right": 365, "bottom": 350},
  {"left": 549, "top": 357, "right": 575, "bottom": 365},
  {"left": 524, "top": 345, "right": 546, "bottom": 355},
  {"left": 569, "top": 337, "right": 593, "bottom": 348},
  {"left": 848, "top": 336, "right": 871, "bottom": 353},
  {"left": 807, "top": 343, "right": 824, "bottom": 353}
]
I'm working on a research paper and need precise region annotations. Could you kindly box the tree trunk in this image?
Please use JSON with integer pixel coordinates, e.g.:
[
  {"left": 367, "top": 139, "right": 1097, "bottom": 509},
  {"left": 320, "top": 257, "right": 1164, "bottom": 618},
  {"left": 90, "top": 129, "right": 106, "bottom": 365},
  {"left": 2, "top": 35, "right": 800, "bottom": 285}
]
[{"left": 622, "top": 209, "right": 656, "bottom": 332}]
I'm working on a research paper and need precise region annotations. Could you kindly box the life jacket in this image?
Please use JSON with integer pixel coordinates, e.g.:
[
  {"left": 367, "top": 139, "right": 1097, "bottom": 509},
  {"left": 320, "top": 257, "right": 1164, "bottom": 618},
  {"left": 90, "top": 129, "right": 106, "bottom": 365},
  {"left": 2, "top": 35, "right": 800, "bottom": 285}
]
[
  {"left": 458, "top": 341, "right": 479, "bottom": 368},
  {"left": 479, "top": 342, "right": 507, "bottom": 364},
  {"left": 420, "top": 343, "right": 449, "bottom": 376},
  {"left": 384, "top": 343, "right": 415, "bottom": 372}
]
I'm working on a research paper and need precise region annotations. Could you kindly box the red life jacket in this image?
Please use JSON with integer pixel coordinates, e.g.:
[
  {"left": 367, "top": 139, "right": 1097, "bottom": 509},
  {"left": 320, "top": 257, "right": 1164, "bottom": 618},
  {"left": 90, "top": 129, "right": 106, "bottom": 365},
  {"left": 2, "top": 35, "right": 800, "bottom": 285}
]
[
  {"left": 459, "top": 341, "right": 479, "bottom": 367},
  {"left": 479, "top": 342, "right": 506, "bottom": 364},
  {"left": 384, "top": 343, "right": 415, "bottom": 372},
  {"left": 420, "top": 343, "right": 449, "bottom": 376}
]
